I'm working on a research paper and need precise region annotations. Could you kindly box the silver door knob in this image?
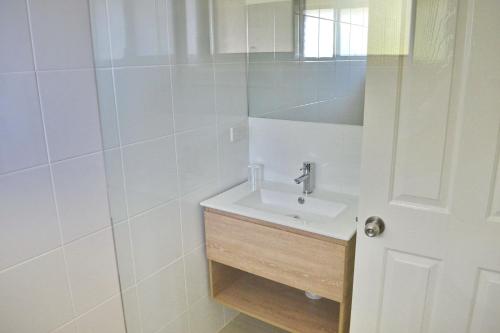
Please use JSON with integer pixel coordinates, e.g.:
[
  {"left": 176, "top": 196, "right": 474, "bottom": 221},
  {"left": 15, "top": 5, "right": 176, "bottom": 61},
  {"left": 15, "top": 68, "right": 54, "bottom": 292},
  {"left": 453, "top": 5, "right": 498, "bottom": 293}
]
[{"left": 365, "top": 217, "right": 385, "bottom": 237}]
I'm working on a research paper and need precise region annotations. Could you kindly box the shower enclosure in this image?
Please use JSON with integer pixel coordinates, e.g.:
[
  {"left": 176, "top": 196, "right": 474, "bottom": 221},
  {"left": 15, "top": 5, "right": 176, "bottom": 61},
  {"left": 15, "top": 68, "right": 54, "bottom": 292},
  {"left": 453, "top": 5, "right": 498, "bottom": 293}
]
[{"left": 89, "top": 0, "right": 249, "bottom": 332}]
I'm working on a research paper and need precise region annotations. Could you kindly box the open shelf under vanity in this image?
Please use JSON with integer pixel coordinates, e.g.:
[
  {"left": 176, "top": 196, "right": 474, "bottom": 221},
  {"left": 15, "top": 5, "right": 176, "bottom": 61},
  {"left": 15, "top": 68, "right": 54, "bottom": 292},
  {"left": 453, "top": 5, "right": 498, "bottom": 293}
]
[
  {"left": 204, "top": 208, "right": 356, "bottom": 333},
  {"left": 210, "top": 261, "right": 340, "bottom": 333}
]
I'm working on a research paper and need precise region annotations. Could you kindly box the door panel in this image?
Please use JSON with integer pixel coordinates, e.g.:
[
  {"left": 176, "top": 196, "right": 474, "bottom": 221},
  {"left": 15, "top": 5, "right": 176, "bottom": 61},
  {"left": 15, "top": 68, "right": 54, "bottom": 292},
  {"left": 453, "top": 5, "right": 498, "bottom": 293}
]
[
  {"left": 469, "top": 270, "right": 500, "bottom": 333},
  {"left": 392, "top": 0, "right": 458, "bottom": 208},
  {"left": 351, "top": 0, "right": 500, "bottom": 332},
  {"left": 378, "top": 251, "right": 440, "bottom": 333}
]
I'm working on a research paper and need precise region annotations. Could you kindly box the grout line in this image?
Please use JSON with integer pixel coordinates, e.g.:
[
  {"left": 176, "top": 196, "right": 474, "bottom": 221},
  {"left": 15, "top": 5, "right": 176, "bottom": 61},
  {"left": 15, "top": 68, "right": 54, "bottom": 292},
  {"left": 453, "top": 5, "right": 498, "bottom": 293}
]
[
  {"left": 35, "top": 67, "right": 96, "bottom": 73},
  {"left": 0, "top": 149, "right": 107, "bottom": 179},
  {"left": 117, "top": 242, "right": 205, "bottom": 293},
  {"left": 24, "top": 0, "right": 78, "bottom": 320},
  {"left": 127, "top": 198, "right": 178, "bottom": 221},
  {"left": 49, "top": 292, "right": 123, "bottom": 333},
  {"left": 151, "top": 310, "right": 190, "bottom": 333},
  {"left": 0, "top": 162, "right": 50, "bottom": 178},
  {"left": 0, "top": 246, "right": 61, "bottom": 275},
  {"left": 107, "top": 123, "right": 219, "bottom": 153}
]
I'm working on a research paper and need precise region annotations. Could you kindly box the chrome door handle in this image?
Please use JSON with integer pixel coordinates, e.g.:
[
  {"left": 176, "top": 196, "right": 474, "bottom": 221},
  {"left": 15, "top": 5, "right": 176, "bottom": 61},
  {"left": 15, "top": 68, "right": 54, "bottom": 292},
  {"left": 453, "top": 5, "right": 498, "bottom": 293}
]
[{"left": 365, "top": 217, "right": 385, "bottom": 237}]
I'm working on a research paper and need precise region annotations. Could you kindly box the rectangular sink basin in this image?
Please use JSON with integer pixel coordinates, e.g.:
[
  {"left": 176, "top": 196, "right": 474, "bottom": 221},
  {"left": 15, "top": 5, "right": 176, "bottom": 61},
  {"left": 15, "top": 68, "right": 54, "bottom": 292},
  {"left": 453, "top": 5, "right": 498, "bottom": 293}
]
[
  {"left": 236, "top": 188, "right": 347, "bottom": 220},
  {"left": 201, "top": 181, "right": 357, "bottom": 240}
]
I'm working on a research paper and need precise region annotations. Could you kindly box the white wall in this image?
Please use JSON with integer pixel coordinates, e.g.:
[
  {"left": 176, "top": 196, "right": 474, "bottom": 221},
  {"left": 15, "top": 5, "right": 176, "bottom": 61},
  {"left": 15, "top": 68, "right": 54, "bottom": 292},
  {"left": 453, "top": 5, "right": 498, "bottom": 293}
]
[
  {"left": 249, "top": 118, "right": 363, "bottom": 195},
  {"left": 0, "top": 0, "right": 123, "bottom": 332}
]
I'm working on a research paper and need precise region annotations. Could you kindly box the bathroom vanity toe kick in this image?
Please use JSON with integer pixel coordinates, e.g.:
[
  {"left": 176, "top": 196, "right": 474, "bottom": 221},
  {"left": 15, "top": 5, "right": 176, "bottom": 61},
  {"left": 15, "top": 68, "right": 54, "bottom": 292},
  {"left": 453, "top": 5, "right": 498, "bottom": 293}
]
[{"left": 204, "top": 208, "right": 355, "bottom": 333}]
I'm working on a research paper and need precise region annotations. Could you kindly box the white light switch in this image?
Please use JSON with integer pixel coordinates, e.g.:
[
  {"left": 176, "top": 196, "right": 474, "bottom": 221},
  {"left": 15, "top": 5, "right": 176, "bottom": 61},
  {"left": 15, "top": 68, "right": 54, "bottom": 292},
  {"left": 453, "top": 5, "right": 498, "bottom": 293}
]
[{"left": 229, "top": 126, "right": 248, "bottom": 143}]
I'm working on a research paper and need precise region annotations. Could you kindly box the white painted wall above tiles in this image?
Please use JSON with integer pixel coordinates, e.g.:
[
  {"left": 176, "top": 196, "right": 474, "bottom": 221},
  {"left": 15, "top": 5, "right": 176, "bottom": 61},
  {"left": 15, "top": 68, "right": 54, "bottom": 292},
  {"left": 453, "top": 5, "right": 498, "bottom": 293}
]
[{"left": 249, "top": 117, "right": 363, "bottom": 195}]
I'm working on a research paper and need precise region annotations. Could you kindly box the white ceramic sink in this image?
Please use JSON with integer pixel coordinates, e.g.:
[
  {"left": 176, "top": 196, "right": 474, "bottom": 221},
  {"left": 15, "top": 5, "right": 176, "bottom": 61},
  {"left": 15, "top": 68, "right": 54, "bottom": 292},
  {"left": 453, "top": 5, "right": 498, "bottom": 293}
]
[
  {"left": 236, "top": 188, "right": 347, "bottom": 220},
  {"left": 201, "top": 181, "right": 357, "bottom": 240}
]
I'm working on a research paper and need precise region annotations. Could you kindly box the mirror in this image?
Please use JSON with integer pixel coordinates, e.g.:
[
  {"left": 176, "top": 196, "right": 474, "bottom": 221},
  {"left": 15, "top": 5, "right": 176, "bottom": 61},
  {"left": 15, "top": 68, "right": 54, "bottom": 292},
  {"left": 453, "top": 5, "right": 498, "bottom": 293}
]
[{"left": 212, "top": 0, "right": 368, "bottom": 125}]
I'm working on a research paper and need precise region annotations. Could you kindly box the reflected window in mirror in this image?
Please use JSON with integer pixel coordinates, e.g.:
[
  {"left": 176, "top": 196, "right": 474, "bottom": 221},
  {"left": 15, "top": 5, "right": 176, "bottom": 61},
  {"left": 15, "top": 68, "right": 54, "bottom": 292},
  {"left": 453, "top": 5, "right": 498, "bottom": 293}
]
[{"left": 210, "top": 0, "right": 369, "bottom": 126}]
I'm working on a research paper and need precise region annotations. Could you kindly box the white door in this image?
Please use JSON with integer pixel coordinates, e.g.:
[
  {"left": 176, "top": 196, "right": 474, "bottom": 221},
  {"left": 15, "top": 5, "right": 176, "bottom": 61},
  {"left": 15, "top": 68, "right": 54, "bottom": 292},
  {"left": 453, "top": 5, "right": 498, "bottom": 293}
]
[{"left": 351, "top": 0, "right": 500, "bottom": 332}]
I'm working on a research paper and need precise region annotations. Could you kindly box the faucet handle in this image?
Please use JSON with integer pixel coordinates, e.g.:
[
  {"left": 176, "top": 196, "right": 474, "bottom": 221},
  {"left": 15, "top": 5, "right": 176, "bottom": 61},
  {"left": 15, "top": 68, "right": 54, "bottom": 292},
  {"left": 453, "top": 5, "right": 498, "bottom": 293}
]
[{"left": 302, "top": 162, "right": 313, "bottom": 172}]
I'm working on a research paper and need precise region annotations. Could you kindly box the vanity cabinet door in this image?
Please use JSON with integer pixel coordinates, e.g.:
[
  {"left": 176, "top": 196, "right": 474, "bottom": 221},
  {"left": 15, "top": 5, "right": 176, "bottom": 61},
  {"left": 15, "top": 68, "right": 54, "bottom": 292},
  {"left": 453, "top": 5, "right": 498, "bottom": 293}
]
[{"left": 205, "top": 210, "right": 349, "bottom": 302}]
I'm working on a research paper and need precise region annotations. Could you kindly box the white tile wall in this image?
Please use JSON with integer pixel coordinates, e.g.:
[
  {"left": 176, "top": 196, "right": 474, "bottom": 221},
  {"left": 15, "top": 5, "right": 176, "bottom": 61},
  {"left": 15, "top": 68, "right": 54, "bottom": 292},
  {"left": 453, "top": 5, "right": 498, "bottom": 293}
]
[
  {"left": 137, "top": 260, "right": 187, "bottom": 333},
  {"left": 114, "top": 66, "right": 174, "bottom": 145},
  {"left": 0, "top": 250, "right": 74, "bottom": 333},
  {"left": 64, "top": 228, "right": 120, "bottom": 314},
  {"left": 0, "top": 73, "right": 47, "bottom": 173},
  {"left": 0, "top": 166, "right": 59, "bottom": 270},
  {"left": 52, "top": 153, "right": 110, "bottom": 243},
  {"left": 249, "top": 118, "right": 363, "bottom": 195},
  {"left": 1, "top": 0, "right": 249, "bottom": 332},
  {"left": 176, "top": 127, "right": 219, "bottom": 195},
  {"left": 0, "top": 0, "right": 34, "bottom": 72},
  {"left": 76, "top": 296, "right": 126, "bottom": 333},
  {"left": 90, "top": 0, "right": 249, "bottom": 332},
  {"left": 28, "top": 0, "right": 94, "bottom": 70},
  {"left": 172, "top": 64, "right": 217, "bottom": 132},
  {"left": 38, "top": 70, "right": 103, "bottom": 161},
  {"left": 130, "top": 201, "right": 183, "bottom": 281},
  {"left": 0, "top": 0, "right": 123, "bottom": 331},
  {"left": 122, "top": 137, "right": 179, "bottom": 216}
]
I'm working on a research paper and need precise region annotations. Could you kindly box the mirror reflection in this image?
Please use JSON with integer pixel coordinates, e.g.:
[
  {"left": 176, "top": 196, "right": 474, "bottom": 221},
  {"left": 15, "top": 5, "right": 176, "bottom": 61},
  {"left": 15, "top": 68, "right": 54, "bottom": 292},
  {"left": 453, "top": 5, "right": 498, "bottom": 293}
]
[{"left": 213, "top": 0, "right": 369, "bottom": 125}]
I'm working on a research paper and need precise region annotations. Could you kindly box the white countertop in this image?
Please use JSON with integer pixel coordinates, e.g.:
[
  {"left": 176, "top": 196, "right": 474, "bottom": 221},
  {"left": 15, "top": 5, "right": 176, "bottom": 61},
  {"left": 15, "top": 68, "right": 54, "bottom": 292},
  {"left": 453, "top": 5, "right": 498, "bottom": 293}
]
[{"left": 201, "top": 181, "right": 358, "bottom": 241}]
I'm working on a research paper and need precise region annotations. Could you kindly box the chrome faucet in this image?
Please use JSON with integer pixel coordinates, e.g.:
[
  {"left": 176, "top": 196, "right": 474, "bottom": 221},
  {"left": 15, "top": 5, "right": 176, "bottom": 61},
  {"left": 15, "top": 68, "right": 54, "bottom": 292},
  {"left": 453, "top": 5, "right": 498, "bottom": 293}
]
[{"left": 294, "top": 162, "right": 315, "bottom": 194}]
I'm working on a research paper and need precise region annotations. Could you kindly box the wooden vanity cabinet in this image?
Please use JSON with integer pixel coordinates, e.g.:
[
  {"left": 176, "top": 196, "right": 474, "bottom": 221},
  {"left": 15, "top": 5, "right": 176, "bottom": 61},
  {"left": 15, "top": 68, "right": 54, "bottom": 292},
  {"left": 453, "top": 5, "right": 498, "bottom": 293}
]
[{"left": 204, "top": 208, "right": 356, "bottom": 333}]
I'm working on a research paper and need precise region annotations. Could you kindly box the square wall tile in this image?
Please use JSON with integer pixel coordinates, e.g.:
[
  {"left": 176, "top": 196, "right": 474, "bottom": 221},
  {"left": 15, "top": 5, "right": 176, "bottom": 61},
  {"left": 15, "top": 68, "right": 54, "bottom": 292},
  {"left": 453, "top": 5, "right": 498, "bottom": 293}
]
[
  {"left": 65, "top": 228, "right": 120, "bottom": 315},
  {"left": 180, "top": 181, "right": 220, "bottom": 253},
  {"left": 188, "top": 297, "right": 224, "bottom": 333},
  {"left": 108, "top": 0, "right": 169, "bottom": 66},
  {"left": 176, "top": 127, "right": 218, "bottom": 195},
  {"left": 172, "top": 64, "right": 216, "bottom": 132},
  {"left": 29, "top": 0, "right": 94, "bottom": 70},
  {"left": 0, "top": 0, "right": 34, "bottom": 72},
  {"left": 130, "top": 200, "right": 183, "bottom": 281},
  {"left": 123, "top": 137, "right": 179, "bottom": 216},
  {"left": 0, "top": 250, "right": 73, "bottom": 333},
  {"left": 185, "top": 246, "right": 210, "bottom": 305},
  {"left": 52, "top": 153, "right": 111, "bottom": 243},
  {"left": 38, "top": 70, "right": 102, "bottom": 161},
  {"left": 0, "top": 73, "right": 47, "bottom": 174},
  {"left": 76, "top": 296, "right": 126, "bottom": 333},
  {"left": 157, "top": 313, "right": 189, "bottom": 333},
  {"left": 137, "top": 260, "right": 187, "bottom": 333},
  {"left": 115, "top": 66, "right": 174, "bottom": 145},
  {"left": 52, "top": 322, "right": 78, "bottom": 333},
  {"left": 0, "top": 166, "right": 60, "bottom": 270}
]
